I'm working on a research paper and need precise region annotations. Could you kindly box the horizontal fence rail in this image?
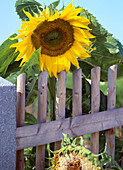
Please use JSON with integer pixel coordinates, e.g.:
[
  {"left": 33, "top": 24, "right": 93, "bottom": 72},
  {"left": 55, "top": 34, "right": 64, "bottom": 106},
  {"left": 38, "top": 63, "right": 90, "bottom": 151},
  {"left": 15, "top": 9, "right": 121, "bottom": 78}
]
[{"left": 16, "top": 107, "right": 123, "bottom": 150}]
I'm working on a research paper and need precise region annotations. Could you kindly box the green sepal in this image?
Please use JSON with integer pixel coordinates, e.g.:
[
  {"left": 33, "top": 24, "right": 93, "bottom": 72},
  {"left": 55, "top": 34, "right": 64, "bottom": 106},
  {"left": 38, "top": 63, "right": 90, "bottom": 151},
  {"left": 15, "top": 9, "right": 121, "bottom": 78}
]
[{"left": 15, "top": 0, "right": 44, "bottom": 21}]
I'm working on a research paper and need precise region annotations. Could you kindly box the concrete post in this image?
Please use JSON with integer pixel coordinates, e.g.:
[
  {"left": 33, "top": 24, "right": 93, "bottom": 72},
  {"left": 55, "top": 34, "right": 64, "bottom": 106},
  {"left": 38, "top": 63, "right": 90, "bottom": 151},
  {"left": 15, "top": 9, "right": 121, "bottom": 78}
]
[{"left": 0, "top": 77, "right": 16, "bottom": 170}]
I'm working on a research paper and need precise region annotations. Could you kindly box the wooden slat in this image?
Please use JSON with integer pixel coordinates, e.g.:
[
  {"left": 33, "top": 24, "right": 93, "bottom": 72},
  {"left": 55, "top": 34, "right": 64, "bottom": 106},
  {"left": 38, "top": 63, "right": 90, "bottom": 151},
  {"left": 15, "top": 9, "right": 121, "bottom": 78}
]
[
  {"left": 72, "top": 69, "right": 82, "bottom": 116},
  {"left": 16, "top": 107, "right": 123, "bottom": 150},
  {"left": 16, "top": 73, "right": 26, "bottom": 170},
  {"left": 36, "top": 72, "right": 48, "bottom": 170},
  {"left": 91, "top": 67, "right": 100, "bottom": 154},
  {"left": 55, "top": 71, "right": 66, "bottom": 150},
  {"left": 106, "top": 65, "right": 117, "bottom": 159},
  {"left": 121, "top": 126, "right": 123, "bottom": 169}
]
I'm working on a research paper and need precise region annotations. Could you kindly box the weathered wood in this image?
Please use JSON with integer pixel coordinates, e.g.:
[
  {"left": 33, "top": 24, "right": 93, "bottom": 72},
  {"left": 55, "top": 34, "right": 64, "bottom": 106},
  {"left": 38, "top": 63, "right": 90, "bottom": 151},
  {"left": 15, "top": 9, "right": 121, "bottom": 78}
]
[
  {"left": 16, "top": 73, "right": 26, "bottom": 170},
  {"left": 72, "top": 69, "right": 82, "bottom": 116},
  {"left": 36, "top": 72, "right": 48, "bottom": 170},
  {"left": 106, "top": 65, "right": 117, "bottom": 159},
  {"left": 121, "top": 126, "right": 123, "bottom": 169},
  {"left": 16, "top": 107, "right": 123, "bottom": 150},
  {"left": 55, "top": 71, "right": 66, "bottom": 150},
  {"left": 91, "top": 67, "right": 100, "bottom": 154}
]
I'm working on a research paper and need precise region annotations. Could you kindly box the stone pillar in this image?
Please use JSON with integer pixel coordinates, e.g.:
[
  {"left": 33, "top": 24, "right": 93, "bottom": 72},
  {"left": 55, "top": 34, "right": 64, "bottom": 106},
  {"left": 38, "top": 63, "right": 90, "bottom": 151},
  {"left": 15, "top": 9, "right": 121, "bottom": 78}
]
[{"left": 0, "top": 77, "right": 16, "bottom": 170}]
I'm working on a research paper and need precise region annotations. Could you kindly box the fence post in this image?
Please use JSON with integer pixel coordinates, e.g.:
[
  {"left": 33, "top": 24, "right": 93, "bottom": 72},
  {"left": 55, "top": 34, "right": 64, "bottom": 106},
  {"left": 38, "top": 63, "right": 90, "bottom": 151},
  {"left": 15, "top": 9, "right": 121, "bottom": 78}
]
[
  {"left": 73, "top": 69, "right": 82, "bottom": 117},
  {"left": 55, "top": 71, "right": 66, "bottom": 150},
  {"left": 106, "top": 65, "right": 117, "bottom": 159},
  {"left": 121, "top": 126, "right": 123, "bottom": 168},
  {"left": 91, "top": 67, "right": 100, "bottom": 154},
  {"left": 16, "top": 73, "right": 26, "bottom": 170},
  {"left": 0, "top": 77, "right": 16, "bottom": 170},
  {"left": 36, "top": 72, "right": 48, "bottom": 170}
]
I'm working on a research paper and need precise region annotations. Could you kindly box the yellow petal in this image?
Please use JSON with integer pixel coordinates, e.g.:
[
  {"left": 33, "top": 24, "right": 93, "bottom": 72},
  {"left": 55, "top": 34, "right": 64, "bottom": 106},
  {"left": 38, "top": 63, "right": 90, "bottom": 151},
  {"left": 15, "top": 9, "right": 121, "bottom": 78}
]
[
  {"left": 68, "top": 16, "right": 90, "bottom": 25},
  {"left": 74, "top": 29, "right": 92, "bottom": 46},
  {"left": 65, "top": 50, "right": 79, "bottom": 68},
  {"left": 76, "top": 28, "right": 95, "bottom": 39},
  {"left": 60, "top": 1, "right": 75, "bottom": 19},
  {"left": 43, "top": 55, "right": 52, "bottom": 77},
  {"left": 15, "top": 46, "right": 28, "bottom": 61},
  {"left": 23, "top": 9, "right": 33, "bottom": 20},
  {"left": 42, "top": 9, "right": 49, "bottom": 19},
  {"left": 68, "top": 8, "right": 83, "bottom": 17},
  {"left": 70, "top": 20, "right": 91, "bottom": 30},
  {"left": 19, "top": 46, "right": 34, "bottom": 66},
  {"left": 57, "top": 56, "right": 70, "bottom": 74},
  {"left": 52, "top": 57, "right": 58, "bottom": 78},
  {"left": 72, "top": 42, "right": 91, "bottom": 59}
]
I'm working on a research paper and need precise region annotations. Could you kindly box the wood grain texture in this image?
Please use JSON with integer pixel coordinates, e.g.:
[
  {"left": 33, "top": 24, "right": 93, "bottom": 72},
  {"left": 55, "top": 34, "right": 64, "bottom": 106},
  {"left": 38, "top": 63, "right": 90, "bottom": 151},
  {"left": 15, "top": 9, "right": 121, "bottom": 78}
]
[
  {"left": 16, "top": 73, "right": 26, "bottom": 170},
  {"left": 16, "top": 107, "right": 123, "bottom": 150},
  {"left": 91, "top": 67, "right": 100, "bottom": 154},
  {"left": 106, "top": 65, "right": 117, "bottom": 159},
  {"left": 72, "top": 69, "right": 82, "bottom": 116},
  {"left": 36, "top": 72, "right": 48, "bottom": 170},
  {"left": 121, "top": 126, "right": 123, "bottom": 169},
  {"left": 55, "top": 71, "right": 66, "bottom": 150}
]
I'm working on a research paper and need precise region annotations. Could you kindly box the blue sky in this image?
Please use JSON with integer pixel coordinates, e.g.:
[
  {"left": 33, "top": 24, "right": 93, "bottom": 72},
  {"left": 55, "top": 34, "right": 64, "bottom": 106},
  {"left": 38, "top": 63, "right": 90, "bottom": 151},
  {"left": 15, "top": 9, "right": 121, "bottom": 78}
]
[{"left": 0, "top": 0, "right": 123, "bottom": 45}]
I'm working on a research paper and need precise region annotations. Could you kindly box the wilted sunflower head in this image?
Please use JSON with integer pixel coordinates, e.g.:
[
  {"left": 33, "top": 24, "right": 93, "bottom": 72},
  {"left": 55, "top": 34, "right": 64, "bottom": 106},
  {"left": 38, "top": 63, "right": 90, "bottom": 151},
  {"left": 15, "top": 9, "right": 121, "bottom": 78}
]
[
  {"left": 10, "top": 1, "right": 95, "bottom": 78},
  {"left": 50, "top": 134, "right": 111, "bottom": 170}
]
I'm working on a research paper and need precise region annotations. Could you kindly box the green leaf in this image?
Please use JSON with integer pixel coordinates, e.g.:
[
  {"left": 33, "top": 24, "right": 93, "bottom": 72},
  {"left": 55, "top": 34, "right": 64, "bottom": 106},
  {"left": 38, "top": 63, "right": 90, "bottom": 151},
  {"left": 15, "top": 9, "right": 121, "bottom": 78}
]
[
  {"left": 79, "top": 8, "right": 123, "bottom": 79},
  {"left": 117, "top": 63, "right": 123, "bottom": 78},
  {"left": 66, "top": 72, "right": 73, "bottom": 89},
  {"left": 72, "top": 137, "right": 80, "bottom": 145},
  {"left": 49, "top": 0, "right": 60, "bottom": 8},
  {"left": 19, "top": 47, "right": 41, "bottom": 106},
  {"left": 20, "top": 47, "right": 41, "bottom": 71},
  {"left": 70, "top": 60, "right": 108, "bottom": 82},
  {"left": 116, "top": 40, "right": 123, "bottom": 57},
  {"left": 25, "top": 112, "right": 37, "bottom": 125},
  {"left": 4, "top": 60, "right": 21, "bottom": 79},
  {"left": 62, "top": 133, "right": 71, "bottom": 146},
  {"left": 79, "top": 136, "right": 84, "bottom": 146},
  {"left": 0, "top": 33, "right": 17, "bottom": 50},
  {"left": 6, "top": 48, "right": 41, "bottom": 106},
  {"left": 48, "top": 0, "right": 60, "bottom": 16},
  {"left": 0, "top": 34, "right": 18, "bottom": 77},
  {"left": 15, "top": 0, "right": 44, "bottom": 21}
]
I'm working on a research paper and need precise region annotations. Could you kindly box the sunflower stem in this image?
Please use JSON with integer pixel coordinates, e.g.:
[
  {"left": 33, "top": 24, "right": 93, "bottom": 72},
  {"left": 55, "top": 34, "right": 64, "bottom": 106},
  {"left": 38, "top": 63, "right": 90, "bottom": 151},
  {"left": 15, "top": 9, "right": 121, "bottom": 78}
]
[
  {"left": 48, "top": 76, "right": 56, "bottom": 121},
  {"left": 47, "top": 76, "right": 56, "bottom": 167}
]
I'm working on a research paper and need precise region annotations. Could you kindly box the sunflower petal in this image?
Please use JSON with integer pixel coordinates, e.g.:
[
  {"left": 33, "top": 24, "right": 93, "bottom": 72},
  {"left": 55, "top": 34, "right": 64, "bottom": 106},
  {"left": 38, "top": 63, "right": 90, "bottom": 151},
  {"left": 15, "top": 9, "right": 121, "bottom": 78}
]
[
  {"left": 60, "top": 1, "right": 75, "bottom": 19},
  {"left": 23, "top": 9, "right": 33, "bottom": 20},
  {"left": 65, "top": 50, "right": 79, "bottom": 68},
  {"left": 42, "top": 9, "right": 49, "bottom": 19}
]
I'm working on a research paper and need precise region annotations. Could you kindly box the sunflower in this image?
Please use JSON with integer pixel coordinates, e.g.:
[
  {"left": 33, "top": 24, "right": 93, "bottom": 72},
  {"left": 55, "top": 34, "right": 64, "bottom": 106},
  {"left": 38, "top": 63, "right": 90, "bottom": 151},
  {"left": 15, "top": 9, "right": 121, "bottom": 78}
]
[
  {"left": 10, "top": 1, "right": 95, "bottom": 78},
  {"left": 50, "top": 134, "right": 111, "bottom": 170}
]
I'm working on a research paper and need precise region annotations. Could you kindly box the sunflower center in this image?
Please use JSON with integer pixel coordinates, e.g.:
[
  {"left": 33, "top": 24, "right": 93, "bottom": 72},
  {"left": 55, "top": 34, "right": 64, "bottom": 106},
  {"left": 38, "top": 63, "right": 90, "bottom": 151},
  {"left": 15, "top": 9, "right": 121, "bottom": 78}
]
[
  {"left": 31, "top": 19, "right": 74, "bottom": 56},
  {"left": 44, "top": 30, "right": 63, "bottom": 47}
]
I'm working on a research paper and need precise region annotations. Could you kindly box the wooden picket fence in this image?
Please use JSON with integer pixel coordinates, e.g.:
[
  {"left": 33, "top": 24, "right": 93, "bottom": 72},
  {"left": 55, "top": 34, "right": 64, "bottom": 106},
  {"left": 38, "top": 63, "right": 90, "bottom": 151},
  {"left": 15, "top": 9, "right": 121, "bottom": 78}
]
[{"left": 16, "top": 64, "right": 123, "bottom": 170}]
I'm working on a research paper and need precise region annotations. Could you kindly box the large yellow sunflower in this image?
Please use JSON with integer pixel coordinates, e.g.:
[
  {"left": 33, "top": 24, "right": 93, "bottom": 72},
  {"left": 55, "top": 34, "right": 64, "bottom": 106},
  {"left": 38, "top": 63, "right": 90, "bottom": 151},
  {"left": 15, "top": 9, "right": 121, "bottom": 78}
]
[{"left": 11, "top": 1, "right": 95, "bottom": 78}]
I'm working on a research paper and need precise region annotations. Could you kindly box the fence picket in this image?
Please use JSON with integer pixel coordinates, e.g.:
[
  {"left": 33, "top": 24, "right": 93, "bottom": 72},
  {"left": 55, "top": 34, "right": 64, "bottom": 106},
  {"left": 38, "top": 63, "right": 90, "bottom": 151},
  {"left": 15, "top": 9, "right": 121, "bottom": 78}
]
[
  {"left": 106, "top": 65, "right": 117, "bottom": 159},
  {"left": 16, "top": 73, "right": 26, "bottom": 170},
  {"left": 121, "top": 126, "right": 123, "bottom": 168},
  {"left": 36, "top": 72, "right": 48, "bottom": 170},
  {"left": 55, "top": 71, "right": 66, "bottom": 150},
  {"left": 91, "top": 67, "right": 100, "bottom": 154},
  {"left": 73, "top": 69, "right": 82, "bottom": 116}
]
